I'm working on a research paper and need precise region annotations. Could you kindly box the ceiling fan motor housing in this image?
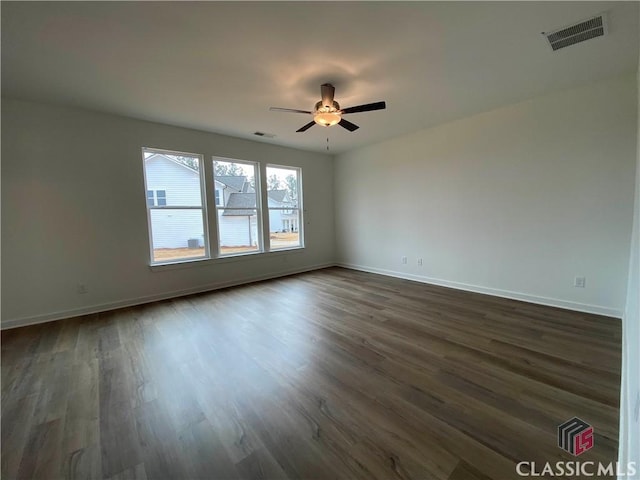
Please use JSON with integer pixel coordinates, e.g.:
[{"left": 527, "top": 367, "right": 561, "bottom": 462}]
[{"left": 315, "top": 100, "right": 340, "bottom": 113}]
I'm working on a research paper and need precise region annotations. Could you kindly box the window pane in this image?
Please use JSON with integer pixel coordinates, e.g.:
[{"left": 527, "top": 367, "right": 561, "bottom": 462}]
[
  {"left": 157, "top": 190, "right": 167, "bottom": 206},
  {"left": 218, "top": 209, "right": 260, "bottom": 255},
  {"left": 213, "top": 159, "right": 261, "bottom": 256},
  {"left": 267, "top": 166, "right": 302, "bottom": 249},
  {"left": 143, "top": 149, "right": 207, "bottom": 264},
  {"left": 146, "top": 155, "right": 201, "bottom": 207},
  {"left": 149, "top": 208, "right": 205, "bottom": 262}
]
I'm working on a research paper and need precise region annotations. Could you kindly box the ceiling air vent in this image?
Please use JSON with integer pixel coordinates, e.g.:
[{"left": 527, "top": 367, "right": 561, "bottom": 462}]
[
  {"left": 542, "top": 14, "right": 607, "bottom": 51},
  {"left": 253, "top": 131, "right": 276, "bottom": 138}
]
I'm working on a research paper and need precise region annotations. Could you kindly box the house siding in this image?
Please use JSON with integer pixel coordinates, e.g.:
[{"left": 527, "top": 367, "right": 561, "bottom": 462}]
[
  {"left": 145, "top": 155, "right": 202, "bottom": 206},
  {"left": 218, "top": 212, "right": 258, "bottom": 247},
  {"left": 150, "top": 209, "right": 205, "bottom": 249},
  {"left": 267, "top": 195, "right": 297, "bottom": 232},
  {"left": 145, "top": 155, "right": 204, "bottom": 249}
]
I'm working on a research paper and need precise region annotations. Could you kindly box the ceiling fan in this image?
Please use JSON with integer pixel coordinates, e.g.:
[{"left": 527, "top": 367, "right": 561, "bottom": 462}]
[{"left": 269, "top": 83, "right": 386, "bottom": 133}]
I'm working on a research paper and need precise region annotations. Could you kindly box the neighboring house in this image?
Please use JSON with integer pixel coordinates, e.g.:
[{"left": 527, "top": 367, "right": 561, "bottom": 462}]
[
  {"left": 220, "top": 192, "right": 259, "bottom": 248},
  {"left": 144, "top": 153, "right": 204, "bottom": 249},
  {"left": 267, "top": 189, "right": 299, "bottom": 233},
  {"left": 219, "top": 189, "right": 298, "bottom": 247},
  {"left": 214, "top": 176, "right": 250, "bottom": 206},
  {"left": 216, "top": 177, "right": 260, "bottom": 248},
  {"left": 145, "top": 154, "right": 296, "bottom": 249}
]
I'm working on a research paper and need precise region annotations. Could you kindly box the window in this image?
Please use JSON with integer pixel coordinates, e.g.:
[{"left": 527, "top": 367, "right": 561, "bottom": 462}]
[
  {"left": 142, "top": 149, "right": 304, "bottom": 265},
  {"left": 142, "top": 148, "right": 208, "bottom": 264},
  {"left": 213, "top": 158, "right": 261, "bottom": 256},
  {"left": 147, "top": 189, "right": 167, "bottom": 207},
  {"left": 266, "top": 165, "right": 303, "bottom": 250}
]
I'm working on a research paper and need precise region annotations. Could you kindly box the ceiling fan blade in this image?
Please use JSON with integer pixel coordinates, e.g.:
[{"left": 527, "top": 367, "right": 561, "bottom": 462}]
[
  {"left": 341, "top": 101, "right": 386, "bottom": 115},
  {"left": 269, "top": 107, "right": 312, "bottom": 114},
  {"left": 321, "top": 83, "right": 335, "bottom": 108},
  {"left": 338, "top": 118, "right": 359, "bottom": 132},
  {"left": 296, "top": 121, "right": 316, "bottom": 133}
]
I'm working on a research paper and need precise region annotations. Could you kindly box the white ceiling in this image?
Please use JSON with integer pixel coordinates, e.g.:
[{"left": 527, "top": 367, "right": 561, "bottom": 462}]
[{"left": 2, "top": 1, "right": 638, "bottom": 154}]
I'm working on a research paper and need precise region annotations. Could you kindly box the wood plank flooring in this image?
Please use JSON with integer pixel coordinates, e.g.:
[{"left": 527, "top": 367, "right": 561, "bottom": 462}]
[{"left": 1, "top": 267, "right": 621, "bottom": 479}]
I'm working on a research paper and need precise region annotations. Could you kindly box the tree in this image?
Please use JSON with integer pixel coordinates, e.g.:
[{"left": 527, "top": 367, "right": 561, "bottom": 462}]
[
  {"left": 214, "top": 162, "right": 244, "bottom": 176},
  {"left": 173, "top": 156, "right": 199, "bottom": 171},
  {"left": 267, "top": 174, "right": 281, "bottom": 191},
  {"left": 284, "top": 174, "right": 297, "bottom": 200}
]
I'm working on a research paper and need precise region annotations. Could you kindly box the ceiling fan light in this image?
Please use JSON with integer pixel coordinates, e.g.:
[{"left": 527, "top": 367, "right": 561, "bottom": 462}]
[{"left": 313, "top": 111, "right": 341, "bottom": 127}]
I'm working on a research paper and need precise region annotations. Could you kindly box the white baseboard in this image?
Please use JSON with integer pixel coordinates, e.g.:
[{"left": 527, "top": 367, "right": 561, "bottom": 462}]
[
  {"left": 338, "top": 262, "right": 623, "bottom": 319},
  {"left": 1, "top": 263, "right": 335, "bottom": 330}
]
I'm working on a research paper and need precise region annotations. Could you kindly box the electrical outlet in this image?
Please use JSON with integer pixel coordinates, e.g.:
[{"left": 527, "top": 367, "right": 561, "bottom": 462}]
[
  {"left": 401, "top": 256, "right": 407, "bottom": 265},
  {"left": 77, "top": 283, "right": 88, "bottom": 294},
  {"left": 417, "top": 258, "right": 423, "bottom": 266},
  {"left": 574, "top": 276, "right": 586, "bottom": 288}
]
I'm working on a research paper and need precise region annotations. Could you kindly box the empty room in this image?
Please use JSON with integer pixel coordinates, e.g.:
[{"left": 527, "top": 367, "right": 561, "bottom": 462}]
[{"left": 1, "top": 2, "right": 639, "bottom": 479}]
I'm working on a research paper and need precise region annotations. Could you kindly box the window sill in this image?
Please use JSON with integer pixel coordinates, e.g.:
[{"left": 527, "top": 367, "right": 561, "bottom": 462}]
[{"left": 149, "top": 247, "right": 305, "bottom": 272}]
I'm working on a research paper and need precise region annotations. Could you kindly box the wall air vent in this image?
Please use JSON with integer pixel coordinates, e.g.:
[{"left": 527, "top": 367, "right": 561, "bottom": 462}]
[{"left": 542, "top": 14, "right": 607, "bottom": 51}]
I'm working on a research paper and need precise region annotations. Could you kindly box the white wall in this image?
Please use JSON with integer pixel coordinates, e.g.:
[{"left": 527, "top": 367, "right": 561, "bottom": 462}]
[
  {"left": 335, "top": 74, "right": 637, "bottom": 317},
  {"left": 1, "top": 98, "right": 335, "bottom": 327},
  {"left": 618, "top": 58, "right": 640, "bottom": 479}
]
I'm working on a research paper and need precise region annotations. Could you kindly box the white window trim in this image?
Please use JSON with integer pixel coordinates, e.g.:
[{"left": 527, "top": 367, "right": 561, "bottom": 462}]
[
  {"left": 266, "top": 163, "right": 304, "bottom": 251},
  {"left": 149, "top": 245, "right": 304, "bottom": 271},
  {"left": 212, "top": 157, "right": 264, "bottom": 257},
  {"left": 142, "top": 147, "right": 210, "bottom": 265}
]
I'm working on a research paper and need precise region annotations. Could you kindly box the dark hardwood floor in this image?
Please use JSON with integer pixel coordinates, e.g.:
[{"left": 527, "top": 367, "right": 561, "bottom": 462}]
[{"left": 1, "top": 267, "right": 621, "bottom": 479}]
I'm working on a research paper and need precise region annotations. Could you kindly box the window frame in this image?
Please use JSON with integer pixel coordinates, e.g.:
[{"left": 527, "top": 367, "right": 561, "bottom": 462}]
[
  {"left": 212, "top": 157, "right": 264, "bottom": 258},
  {"left": 142, "top": 147, "right": 210, "bottom": 265},
  {"left": 146, "top": 189, "right": 167, "bottom": 207},
  {"left": 266, "top": 164, "right": 304, "bottom": 251},
  {"left": 156, "top": 190, "right": 167, "bottom": 206},
  {"left": 142, "top": 148, "right": 305, "bottom": 268}
]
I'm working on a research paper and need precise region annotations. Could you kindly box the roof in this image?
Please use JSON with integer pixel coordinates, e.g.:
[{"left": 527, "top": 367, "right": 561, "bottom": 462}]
[
  {"left": 222, "top": 193, "right": 256, "bottom": 216},
  {"left": 216, "top": 176, "right": 246, "bottom": 192},
  {"left": 145, "top": 153, "right": 199, "bottom": 174},
  {"left": 268, "top": 189, "right": 297, "bottom": 208},
  {"left": 267, "top": 190, "right": 288, "bottom": 202}
]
